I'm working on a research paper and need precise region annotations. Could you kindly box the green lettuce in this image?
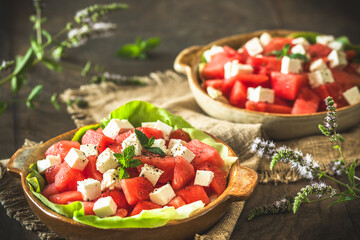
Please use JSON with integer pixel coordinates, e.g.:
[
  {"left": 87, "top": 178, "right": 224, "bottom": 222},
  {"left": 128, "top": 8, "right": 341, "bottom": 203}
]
[{"left": 28, "top": 101, "right": 227, "bottom": 229}]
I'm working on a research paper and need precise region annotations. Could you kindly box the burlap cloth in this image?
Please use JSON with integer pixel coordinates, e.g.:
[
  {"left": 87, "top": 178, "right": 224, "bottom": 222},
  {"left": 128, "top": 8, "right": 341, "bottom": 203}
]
[{"left": 1, "top": 70, "right": 359, "bottom": 240}]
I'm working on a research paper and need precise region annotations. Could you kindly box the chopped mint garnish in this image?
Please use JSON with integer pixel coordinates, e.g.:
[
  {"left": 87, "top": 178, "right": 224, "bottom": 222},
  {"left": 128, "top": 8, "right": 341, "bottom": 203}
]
[{"left": 135, "top": 129, "right": 165, "bottom": 156}]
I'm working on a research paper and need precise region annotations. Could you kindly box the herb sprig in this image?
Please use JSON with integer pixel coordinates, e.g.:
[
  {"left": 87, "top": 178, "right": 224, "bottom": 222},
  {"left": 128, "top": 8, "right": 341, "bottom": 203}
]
[
  {"left": 114, "top": 145, "right": 142, "bottom": 179},
  {"left": 117, "top": 37, "right": 161, "bottom": 60},
  {"left": 134, "top": 129, "right": 166, "bottom": 156},
  {"left": 249, "top": 96, "right": 360, "bottom": 220},
  {"left": 269, "top": 43, "right": 309, "bottom": 62}
]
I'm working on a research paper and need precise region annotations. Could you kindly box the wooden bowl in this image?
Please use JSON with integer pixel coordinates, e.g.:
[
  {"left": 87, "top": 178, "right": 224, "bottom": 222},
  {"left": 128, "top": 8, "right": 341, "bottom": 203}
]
[
  {"left": 7, "top": 127, "right": 258, "bottom": 240},
  {"left": 174, "top": 29, "right": 360, "bottom": 140}
]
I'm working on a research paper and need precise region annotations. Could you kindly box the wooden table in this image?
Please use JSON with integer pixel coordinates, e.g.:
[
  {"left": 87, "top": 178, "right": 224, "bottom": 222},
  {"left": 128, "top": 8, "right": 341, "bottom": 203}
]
[{"left": 1, "top": 0, "right": 359, "bottom": 239}]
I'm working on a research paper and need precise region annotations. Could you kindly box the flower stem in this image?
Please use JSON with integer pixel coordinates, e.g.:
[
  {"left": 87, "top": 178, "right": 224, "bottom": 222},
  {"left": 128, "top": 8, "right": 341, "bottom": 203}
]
[
  {"left": 307, "top": 197, "right": 333, "bottom": 203},
  {"left": 322, "top": 174, "right": 360, "bottom": 194}
]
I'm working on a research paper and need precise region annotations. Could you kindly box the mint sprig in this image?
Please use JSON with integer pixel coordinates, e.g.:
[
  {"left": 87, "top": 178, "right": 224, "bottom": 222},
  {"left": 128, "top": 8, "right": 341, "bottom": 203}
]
[
  {"left": 117, "top": 37, "right": 161, "bottom": 60},
  {"left": 134, "top": 129, "right": 165, "bottom": 156},
  {"left": 114, "top": 145, "right": 142, "bottom": 179},
  {"left": 268, "top": 43, "right": 309, "bottom": 62}
]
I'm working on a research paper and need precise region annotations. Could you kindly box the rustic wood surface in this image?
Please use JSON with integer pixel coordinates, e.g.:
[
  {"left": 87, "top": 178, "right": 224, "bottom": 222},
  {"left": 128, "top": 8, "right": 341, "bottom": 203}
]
[{"left": 1, "top": 0, "right": 359, "bottom": 239}]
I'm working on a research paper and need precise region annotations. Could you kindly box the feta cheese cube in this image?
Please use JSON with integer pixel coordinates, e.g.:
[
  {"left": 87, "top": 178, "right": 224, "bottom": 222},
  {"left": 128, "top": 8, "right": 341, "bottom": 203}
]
[
  {"left": 103, "top": 119, "right": 134, "bottom": 140},
  {"left": 343, "top": 86, "right": 360, "bottom": 105},
  {"left": 154, "top": 120, "right": 173, "bottom": 140},
  {"left": 151, "top": 139, "right": 168, "bottom": 155},
  {"left": 328, "top": 41, "right": 343, "bottom": 51},
  {"left": 139, "top": 164, "right": 164, "bottom": 186},
  {"left": 291, "top": 37, "right": 310, "bottom": 47},
  {"left": 101, "top": 169, "right": 121, "bottom": 190},
  {"left": 77, "top": 178, "right": 101, "bottom": 201},
  {"left": 203, "top": 45, "right": 224, "bottom": 62},
  {"left": 149, "top": 183, "right": 176, "bottom": 206},
  {"left": 194, "top": 170, "right": 214, "bottom": 187},
  {"left": 247, "top": 86, "right": 275, "bottom": 103},
  {"left": 316, "top": 35, "right": 335, "bottom": 45},
  {"left": 170, "top": 143, "right": 196, "bottom": 163},
  {"left": 244, "top": 37, "right": 263, "bottom": 56},
  {"left": 291, "top": 44, "right": 307, "bottom": 55},
  {"left": 80, "top": 144, "right": 98, "bottom": 157},
  {"left": 37, "top": 155, "right": 61, "bottom": 173},
  {"left": 93, "top": 196, "right": 117, "bottom": 218},
  {"left": 328, "top": 50, "right": 347, "bottom": 69},
  {"left": 207, "top": 86, "right": 223, "bottom": 100},
  {"left": 309, "top": 59, "right": 328, "bottom": 72},
  {"left": 64, "top": 148, "right": 88, "bottom": 171},
  {"left": 308, "top": 69, "right": 335, "bottom": 88},
  {"left": 168, "top": 139, "right": 187, "bottom": 151},
  {"left": 259, "top": 32, "right": 272, "bottom": 46},
  {"left": 141, "top": 122, "right": 156, "bottom": 128},
  {"left": 281, "top": 56, "right": 303, "bottom": 74},
  {"left": 96, "top": 148, "right": 118, "bottom": 173},
  {"left": 224, "top": 59, "right": 253, "bottom": 79},
  {"left": 121, "top": 133, "right": 142, "bottom": 156}
]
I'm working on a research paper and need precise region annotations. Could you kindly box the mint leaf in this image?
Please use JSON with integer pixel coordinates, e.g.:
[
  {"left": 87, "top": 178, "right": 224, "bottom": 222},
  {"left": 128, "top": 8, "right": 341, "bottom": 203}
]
[
  {"left": 117, "top": 37, "right": 161, "bottom": 60},
  {"left": 50, "top": 93, "right": 60, "bottom": 111},
  {"left": 129, "top": 159, "right": 142, "bottom": 168},
  {"left": 30, "top": 36, "right": 44, "bottom": 60},
  {"left": 118, "top": 167, "right": 130, "bottom": 179},
  {"left": 135, "top": 129, "right": 151, "bottom": 147},
  {"left": 146, "top": 147, "right": 165, "bottom": 156},
  {"left": 348, "top": 159, "right": 357, "bottom": 186},
  {"left": 26, "top": 84, "right": 43, "bottom": 108},
  {"left": 42, "top": 57, "right": 62, "bottom": 72},
  {"left": 289, "top": 53, "right": 309, "bottom": 62}
]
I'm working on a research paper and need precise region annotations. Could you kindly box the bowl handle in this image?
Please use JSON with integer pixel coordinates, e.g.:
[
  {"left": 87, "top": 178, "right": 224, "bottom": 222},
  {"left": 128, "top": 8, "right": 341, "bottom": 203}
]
[
  {"left": 227, "top": 164, "right": 258, "bottom": 201},
  {"left": 7, "top": 146, "right": 38, "bottom": 177},
  {"left": 174, "top": 45, "right": 203, "bottom": 74}
]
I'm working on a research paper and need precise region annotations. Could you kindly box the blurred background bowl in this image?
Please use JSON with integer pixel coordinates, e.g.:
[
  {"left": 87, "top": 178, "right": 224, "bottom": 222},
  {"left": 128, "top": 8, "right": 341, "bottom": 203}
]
[{"left": 174, "top": 29, "right": 360, "bottom": 140}]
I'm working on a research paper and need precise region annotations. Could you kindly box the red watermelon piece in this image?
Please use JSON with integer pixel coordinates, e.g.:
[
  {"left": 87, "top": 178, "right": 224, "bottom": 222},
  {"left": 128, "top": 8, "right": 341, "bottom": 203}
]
[
  {"left": 228, "top": 80, "right": 248, "bottom": 108},
  {"left": 136, "top": 155, "right": 175, "bottom": 183},
  {"left": 245, "top": 101, "right": 292, "bottom": 114},
  {"left": 114, "top": 208, "right": 128, "bottom": 217},
  {"left": 83, "top": 155, "right": 103, "bottom": 182},
  {"left": 45, "top": 141, "right": 80, "bottom": 161},
  {"left": 167, "top": 196, "right": 186, "bottom": 209},
  {"left": 82, "top": 201, "right": 95, "bottom": 215},
  {"left": 44, "top": 163, "right": 62, "bottom": 184},
  {"left": 172, "top": 157, "right": 195, "bottom": 190},
  {"left": 291, "top": 87, "right": 321, "bottom": 114},
  {"left": 100, "top": 189, "right": 129, "bottom": 210},
  {"left": 175, "top": 185, "right": 210, "bottom": 205},
  {"left": 120, "top": 177, "right": 154, "bottom": 206},
  {"left": 195, "top": 163, "right": 227, "bottom": 196},
  {"left": 263, "top": 37, "right": 293, "bottom": 55},
  {"left": 169, "top": 129, "right": 191, "bottom": 142},
  {"left": 42, "top": 183, "right": 60, "bottom": 198},
  {"left": 271, "top": 72, "right": 309, "bottom": 100},
  {"left": 81, "top": 129, "right": 115, "bottom": 153},
  {"left": 186, "top": 139, "right": 224, "bottom": 168},
  {"left": 48, "top": 191, "right": 83, "bottom": 204},
  {"left": 205, "top": 79, "right": 224, "bottom": 91},
  {"left": 54, "top": 162, "right": 85, "bottom": 192},
  {"left": 130, "top": 201, "right": 161, "bottom": 216},
  {"left": 308, "top": 43, "right": 332, "bottom": 59},
  {"left": 136, "top": 127, "right": 164, "bottom": 139}
]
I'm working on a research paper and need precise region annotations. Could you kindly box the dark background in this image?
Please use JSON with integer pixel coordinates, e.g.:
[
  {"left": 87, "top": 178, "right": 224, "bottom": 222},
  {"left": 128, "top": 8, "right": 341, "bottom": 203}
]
[{"left": 1, "top": 0, "right": 359, "bottom": 239}]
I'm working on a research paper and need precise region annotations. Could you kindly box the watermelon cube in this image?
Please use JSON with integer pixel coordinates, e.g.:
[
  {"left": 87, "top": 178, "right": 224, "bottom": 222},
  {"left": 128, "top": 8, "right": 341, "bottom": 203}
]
[
  {"left": 137, "top": 155, "right": 175, "bottom": 183},
  {"left": 167, "top": 196, "right": 186, "bottom": 209},
  {"left": 54, "top": 162, "right": 85, "bottom": 192},
  {"left": 175, "top": 185, "right": 210, "bottom": 205},
  {"left": 81, "top": 129, "right": 115, "bottom": 153},
  {"left": 48, "top": 191, "right": 83, "bottom": 204},
  {"left": 82, "top": 201, "right": 95, "bottom": 215},
  {"left": 195, "top": 163, "right": 227, "bottom": 197},
  {"left": 45, "top": 140, "right": 80, "bottom": 161},
  {"left": 44, "top": 163, "right": 62, "bottom": 184},
  {"left": 228, "top": 80, "right": 248, "bottom": 108},
  {"left": 271, "top": 72, "right": 309, "bottom": 100},
  {"left": 291, "top": 88, "right": 321, "bottom": 114},
  {"left": 172, "top": 157, "right": 195, "bottom": 190},
  {"left": 41, "top": 183, "right": 60, "bottom": 198},
  {"left": 130, "top": 201, "right": 161, "bottom": 216},
  {"left": 100, "top": 189, "right": 129, "bottom": 210},
  {"left": 83, "top": 155, "right": 103, "bottom": 182},
  {"left": 205, "top": 79, "right": 224, "bottom": 91},
  {"left": 120, "top": 177, "right": 154, "bottom": 206},
  {"left": 186, "top": 139, "right": 224, "bottom": 168},
  {"left": 245, "top": 101, "right": 292, "bottom": 114}
]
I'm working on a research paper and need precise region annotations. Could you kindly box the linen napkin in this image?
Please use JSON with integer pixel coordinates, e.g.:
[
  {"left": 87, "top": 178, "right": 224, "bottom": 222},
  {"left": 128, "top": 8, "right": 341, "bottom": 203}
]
[{"left": 1, "top": 70, "right": 359, "bottom": 240}]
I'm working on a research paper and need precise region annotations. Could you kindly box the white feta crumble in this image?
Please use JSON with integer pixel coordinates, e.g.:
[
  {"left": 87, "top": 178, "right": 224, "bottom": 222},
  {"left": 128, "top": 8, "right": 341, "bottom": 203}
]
[
  {"left": 309, "top": 58, "right": 328, "bottom": 72},
  {"left": 176, "top": 200, "right": 205, "bottom": 218},
  {"left": 259, "top": 32, "right": 272, "bottom": 46},
  {"left": 291, "top": 37, "right": 310, "bottom": 47},
  {"left": 281, "top": 56, "right": 303, "bottom": 74},
  {"left": 80, "top": 144, "right": 98, "bottom": 157},
  {"left": 328, "top": 50, "right": 347, "bottom": 69},
  {"left": 154, "top": 120, "right": 173, "bottom": 140},
  {"left": 343, "top": 86, "right": 360, "bottom": 105},
  {"left": 141, "top": 122, "right": 156, "bottom": 128},
  {"left": 151, "top": 138, "right": 168, "bottom": 155},
  {"left": 93, "top": 196, "right": 117, "bottom": 218},
  {"left": 207, "top": 86, "right": 224, "bottom": 100},
  {"left": 168, "top": 139, "right": 187, "bottom": 151},
  {"left": 308, "top": 69, "right": 335, "bottom": 88},
  {"left": 244, "top": 37, "right": 264, "bottom": 56},
  {"left": 291, "top": 44, "right": 307, "bottom": 55},
  {"left": 224, "top": 59, "right": 253, "bottom": 79},
  {"left": 139, "top": 164, "right": 164, "bottom": 186},
  {"left": 316, "top": 35, "right": 335, "bottom": 45},
  {"left": 64, "top": 148, "right": 89, "bottom": 171},
  {"left": 203, "top": 45, "right": 224, "bottom": 62},
  {"left": 77, "top": 178, "right": 101, "bottom": 201},
  {"left": 37, "top": 155, "right": 61, "bottom": 174},
  {"left": 121, "top": 132, "right": 142, "bottom": 156},
  {"left": 247, "top": 86, "right": 275, "bottom": 103},
  {"left": 96, "top": 148, "right": 118, "bottom": 173},
  {"left": 102, "top": 119, "right": 134, "bottom": 140},
  {"left": 194, "top": 170, "right": 214, "bottom": 187},
  {"left": 328, "top": 41, "right": 344, "bottom": 51},
  {"left": 149, "top": 183, "right": 176, "bottom": 206},
  {"left": 101, "top": 169, "right": 121, "bottom": 191},
  {"left": 170, "top": 143, "right": 196, "bottom": 163}
]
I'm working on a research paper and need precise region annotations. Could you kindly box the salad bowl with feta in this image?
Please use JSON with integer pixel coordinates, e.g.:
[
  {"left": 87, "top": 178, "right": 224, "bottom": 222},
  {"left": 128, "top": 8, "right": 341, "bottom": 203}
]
[
  {"left": 174, "top": 30, "right": 360, "bottom": 139},
  {"left": 7, "top": 101, "right": 258, "bottom": 240}
]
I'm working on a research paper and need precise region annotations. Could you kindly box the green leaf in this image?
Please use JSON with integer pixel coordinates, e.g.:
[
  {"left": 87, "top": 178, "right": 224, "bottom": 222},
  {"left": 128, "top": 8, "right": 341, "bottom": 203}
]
[
  {"left": 42, "top": 57, "right": 62, "bottom": 72},
  {"left": 129, "top": 158, "right": 142, "bottom": 168},
  {"left": 50, "top": 93, "right": 61, "bottom": 111},
  {"left": 0, "top": 101, "right": 7, "bottom": 115},
  {"left": 143, "top": 37, "right": 161, "bottom": 51},
  {"left": 135, "top": 129, "right": 151, "bottom": 147},
  {"left": 318, "top": 124, "right": 330, "bottom": 136},
  {"left": 118, "top": 167, "right": 130, "bottom": 180},
  {"left": 13, "top": 48, "right": 34, "bottom": 75},
  {"left": 81, "top": 61, "right": 92, "bottom": 77},
  {"left": 333, "top": 145, "right": 340, "bottom": 149},
  {"left": 289, "top": 53, "right": 309, "bottom": 62},
  {"left": 117, "top": 44, "right": 141, "bottom": 59},
  {"left": 26, "top": 84, "right": 43, "bottom": 108},
  {"left": 335, "top": 36, "right": 350, "bottom": 45},
  {"left": 146, "top": 147, "right": 166, "bottom": 156},
  {"left": 26, "top": 163, "right": 45, "bottom": 192},
  {"left": 117, "top": 37, "right": 161, "bottom": 60},
  {"left": 41, "top": 30, "right": 52, "bottom": 45},
  {"left": 348, "top": 159, "right": 357, "bottom": 186},
  {"left": 30, "top": 36, "right": 44, "bottom": 60},
  {"left": 148, "top": 136, "right": 155, "bottom": 146},
  {"left": 287, "top": 31, "right": 319, "bottom": 44},
  {"left": 52, "top": 46, "right": 64, "bottom": 61},
  {"left": 72, "top": 123, "right": 101, "bottom": 142}
]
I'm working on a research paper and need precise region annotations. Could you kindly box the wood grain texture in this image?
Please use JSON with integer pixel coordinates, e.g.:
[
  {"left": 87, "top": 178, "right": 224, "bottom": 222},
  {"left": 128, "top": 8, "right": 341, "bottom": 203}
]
[{"left": 0, "top": 0, "right": 359, "bottom": 239}]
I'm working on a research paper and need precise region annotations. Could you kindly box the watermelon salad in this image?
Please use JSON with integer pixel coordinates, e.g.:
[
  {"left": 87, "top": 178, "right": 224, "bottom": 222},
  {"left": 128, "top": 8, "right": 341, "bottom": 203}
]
[
  {"left": 200, "top": 32, "right": 360, "bottom": 114},
  {"left": 26, "top": 101, "right": 238, "bottom": 228}
]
